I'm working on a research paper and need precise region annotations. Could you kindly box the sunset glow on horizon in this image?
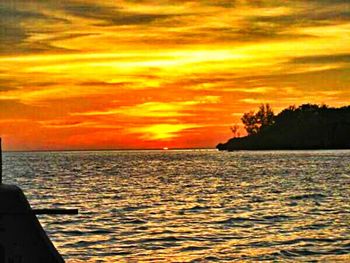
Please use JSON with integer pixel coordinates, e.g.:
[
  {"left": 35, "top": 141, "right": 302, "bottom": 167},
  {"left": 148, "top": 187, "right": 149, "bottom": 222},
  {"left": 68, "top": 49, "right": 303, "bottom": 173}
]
[{"left": 1, "top": 0, "right": 350, "bottom": 150}]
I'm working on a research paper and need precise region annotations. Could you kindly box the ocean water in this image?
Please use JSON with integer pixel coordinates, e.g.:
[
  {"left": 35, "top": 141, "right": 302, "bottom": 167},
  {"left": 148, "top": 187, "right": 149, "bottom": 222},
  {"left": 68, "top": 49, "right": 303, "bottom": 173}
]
[{"left": 3, "top": 150, "right": 350, "bottom": 262}]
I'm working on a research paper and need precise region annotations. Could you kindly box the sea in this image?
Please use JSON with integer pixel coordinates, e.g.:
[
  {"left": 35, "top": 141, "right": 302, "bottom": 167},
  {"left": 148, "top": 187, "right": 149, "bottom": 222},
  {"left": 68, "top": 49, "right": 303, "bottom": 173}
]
[{"left": 3, "top": 150, "right": 350, "bottom": 262}]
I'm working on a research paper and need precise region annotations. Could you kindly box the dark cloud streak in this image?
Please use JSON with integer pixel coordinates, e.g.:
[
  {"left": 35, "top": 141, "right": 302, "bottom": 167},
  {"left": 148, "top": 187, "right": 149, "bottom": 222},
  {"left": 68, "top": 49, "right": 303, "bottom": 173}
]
[
  {"left": 2, "top": 0, "right": 350, "bottom": 54},
  {"left": 292, "top": 54, "right": 350, "bottom": 64},
  {"left": 61, "top": 1, "right": 179, "bottom": 26},
  {"left": 0, "top": 2, "right": 70, "bottom": 55}
]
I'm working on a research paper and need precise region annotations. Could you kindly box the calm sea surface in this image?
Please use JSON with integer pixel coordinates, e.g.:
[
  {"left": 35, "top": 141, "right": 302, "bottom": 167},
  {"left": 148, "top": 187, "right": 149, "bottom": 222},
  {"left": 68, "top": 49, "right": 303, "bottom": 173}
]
[{"left": 3, "top": 150, "right": 350, "bottom": 262}]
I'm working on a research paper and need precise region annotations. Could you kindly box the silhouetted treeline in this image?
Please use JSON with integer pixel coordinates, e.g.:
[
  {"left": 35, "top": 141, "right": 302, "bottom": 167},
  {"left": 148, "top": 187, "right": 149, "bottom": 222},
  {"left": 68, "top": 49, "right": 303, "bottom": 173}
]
[{"left": 217, "top": 104, "right": 350, "bottom": 151}]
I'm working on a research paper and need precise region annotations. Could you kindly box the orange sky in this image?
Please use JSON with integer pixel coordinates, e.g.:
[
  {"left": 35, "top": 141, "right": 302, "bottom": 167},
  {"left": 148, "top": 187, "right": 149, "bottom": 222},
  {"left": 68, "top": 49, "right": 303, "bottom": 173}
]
[{"left": 1, "top": 0, "right": 350, "bottom": 150}]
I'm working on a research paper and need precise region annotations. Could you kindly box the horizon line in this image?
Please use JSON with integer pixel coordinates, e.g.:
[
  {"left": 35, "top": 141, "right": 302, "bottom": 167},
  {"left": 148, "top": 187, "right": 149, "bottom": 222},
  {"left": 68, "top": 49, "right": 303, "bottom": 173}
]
[{"left": 3, "top": 147, "right": 216, "bottom": 153}]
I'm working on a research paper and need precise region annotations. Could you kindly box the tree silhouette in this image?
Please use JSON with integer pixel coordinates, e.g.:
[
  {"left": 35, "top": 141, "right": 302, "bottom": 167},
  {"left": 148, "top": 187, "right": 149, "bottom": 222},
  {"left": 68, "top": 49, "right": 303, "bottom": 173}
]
[
  {"left": 241, "top": 111, "right": 259, "bottom": 135},
  {"left": 230, "top": 124, "right": 240, "bottom": 138},
  {"left": 217, "top": 103, "right": 350, "bottom": 151},
  {"left": 241, "top": 104, "right": 274, "bottom": 135}
]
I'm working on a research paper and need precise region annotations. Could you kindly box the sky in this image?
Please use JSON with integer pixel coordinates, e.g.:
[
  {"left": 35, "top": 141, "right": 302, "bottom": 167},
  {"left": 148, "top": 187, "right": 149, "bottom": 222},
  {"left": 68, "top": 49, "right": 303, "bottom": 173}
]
[{"left": 1, "top": 0, "right": 350, "bottom": 150}]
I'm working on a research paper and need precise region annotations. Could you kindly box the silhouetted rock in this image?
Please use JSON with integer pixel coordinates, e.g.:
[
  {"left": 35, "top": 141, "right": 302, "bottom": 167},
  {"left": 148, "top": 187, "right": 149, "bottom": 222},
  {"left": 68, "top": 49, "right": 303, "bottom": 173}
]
[{"left": 217, "top": 104, "right": 350, "bottom": 151}]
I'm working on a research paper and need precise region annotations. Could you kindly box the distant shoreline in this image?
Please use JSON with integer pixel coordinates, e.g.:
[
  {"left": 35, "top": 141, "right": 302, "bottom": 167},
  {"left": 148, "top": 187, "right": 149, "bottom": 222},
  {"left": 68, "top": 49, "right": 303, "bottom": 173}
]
[{"left": 218, "top": 146, "right": 350, "bottom": 152}]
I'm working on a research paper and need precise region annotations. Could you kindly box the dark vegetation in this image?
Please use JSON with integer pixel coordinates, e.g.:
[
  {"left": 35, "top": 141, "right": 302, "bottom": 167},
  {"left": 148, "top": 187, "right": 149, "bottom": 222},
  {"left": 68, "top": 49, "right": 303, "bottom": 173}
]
[{"left": 217, "top": 104, "right": 350, "bottom": 151}]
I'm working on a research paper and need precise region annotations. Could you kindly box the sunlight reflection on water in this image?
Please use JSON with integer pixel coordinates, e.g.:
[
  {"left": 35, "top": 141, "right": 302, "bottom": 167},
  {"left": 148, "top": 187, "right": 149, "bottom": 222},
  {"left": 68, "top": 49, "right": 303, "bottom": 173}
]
[{"left": 3, "top": 150, "right": 350, "bottom": 262}]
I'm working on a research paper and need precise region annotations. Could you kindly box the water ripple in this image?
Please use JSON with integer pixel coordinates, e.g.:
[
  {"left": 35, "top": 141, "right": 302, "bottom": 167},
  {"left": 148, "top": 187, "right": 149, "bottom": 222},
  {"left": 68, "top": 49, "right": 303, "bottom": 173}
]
[{"left": 3, "top": 150, "right": 350, "bottom": 262}]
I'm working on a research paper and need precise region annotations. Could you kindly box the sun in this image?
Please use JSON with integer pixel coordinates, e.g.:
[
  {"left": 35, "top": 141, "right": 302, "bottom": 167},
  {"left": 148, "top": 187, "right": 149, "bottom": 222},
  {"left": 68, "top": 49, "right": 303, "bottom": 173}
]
[{"left": 163, "top": 147, "right": 169, "bottom": 150}]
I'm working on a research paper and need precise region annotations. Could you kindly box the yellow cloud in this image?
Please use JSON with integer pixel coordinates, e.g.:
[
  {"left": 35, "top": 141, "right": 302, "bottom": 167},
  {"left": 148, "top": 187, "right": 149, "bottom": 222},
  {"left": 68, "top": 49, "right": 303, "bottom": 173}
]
[
  {"left": 127, "top": 123, "right": 201, "bottom": 140},
  {"left": 240, "top": 98, "right": 275, "bottom": 104},
  {"left": 38, "top": 120, "right": 122, "bottom": 129},
  {"left": 72, "top": 96, "right": 221, "bottom": 117}
]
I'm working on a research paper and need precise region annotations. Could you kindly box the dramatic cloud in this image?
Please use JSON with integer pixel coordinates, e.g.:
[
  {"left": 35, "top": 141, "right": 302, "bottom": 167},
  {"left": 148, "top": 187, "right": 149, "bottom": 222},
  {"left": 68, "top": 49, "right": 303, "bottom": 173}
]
[{"left": 0, "top": 0, "right": 349, "bottom": 150}]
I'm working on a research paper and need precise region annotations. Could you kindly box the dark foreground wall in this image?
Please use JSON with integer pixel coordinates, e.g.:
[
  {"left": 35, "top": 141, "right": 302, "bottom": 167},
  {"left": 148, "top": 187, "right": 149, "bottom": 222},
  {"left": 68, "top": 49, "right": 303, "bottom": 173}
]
[{"left": 0, "top": 185, "right": 64, "bottom": 263}]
